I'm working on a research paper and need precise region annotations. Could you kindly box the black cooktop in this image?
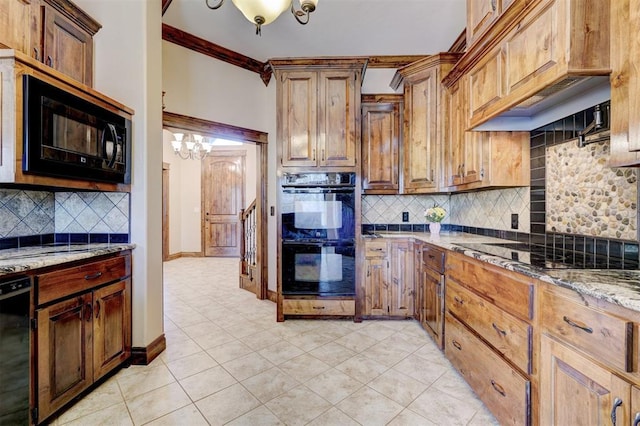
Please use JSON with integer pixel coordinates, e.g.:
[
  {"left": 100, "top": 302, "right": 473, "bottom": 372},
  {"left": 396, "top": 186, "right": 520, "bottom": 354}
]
[{"left": 455, "top": 242, "right": 631, "bottom": 270}]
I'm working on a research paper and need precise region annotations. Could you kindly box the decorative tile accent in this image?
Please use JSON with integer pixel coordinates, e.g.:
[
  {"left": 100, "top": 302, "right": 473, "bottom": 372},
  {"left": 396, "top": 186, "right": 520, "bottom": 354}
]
[
  {"left": 55, "top": 192, "right": 130, "bottom": 234},
  {"left": 0, "top": 190, "right": 54, "bottom": 238},
  {"left": 546, "top": 140, "right": 637, "bottom": 240},
  {"left": 449, "top": 187, "right": 531, "bottom": 233},
  {"left": 361, "top": 195, "right": 450, "bottom": 224}
]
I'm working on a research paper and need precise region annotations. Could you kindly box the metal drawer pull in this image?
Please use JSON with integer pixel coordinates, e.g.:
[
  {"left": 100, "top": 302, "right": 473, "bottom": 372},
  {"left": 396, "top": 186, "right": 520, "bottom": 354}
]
[
  {"left": 633, "top": 412, "right": 640, "bottom": 426},
  {"left": 611, "top": 397, "right": 623, "bottom": 425},
  {"left": 312, "top": 306, "right": 325, "bottom": 310},
  {"left": 371, "top": 248, "right": 384, "bottom": 251},
  {"left": 452, "top": 340, "right": 462, "bottom": 350},
  {"left": 454, "top": 296, "right": 464, "bottom": 305},
  {"left": 563, "top": 316, "right": 593, "bottom": 334},
  {"left": 490, "top": 380, "right": 506, "bottom": 397},
  {"left": 84, "top": 272, "right": 103, "bottom": 280},
  {"left": 492, "top": 322, "right": 507, "bottom": 336}
]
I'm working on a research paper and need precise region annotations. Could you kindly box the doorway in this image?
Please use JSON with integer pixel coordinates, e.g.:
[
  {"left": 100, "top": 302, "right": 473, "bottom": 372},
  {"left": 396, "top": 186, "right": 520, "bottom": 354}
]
[
  {"left": 202, "top": 151, "right": 246, "bottom": 257},
  {"left": 162, "top": 111, "right": 269, "bottom": 300}
]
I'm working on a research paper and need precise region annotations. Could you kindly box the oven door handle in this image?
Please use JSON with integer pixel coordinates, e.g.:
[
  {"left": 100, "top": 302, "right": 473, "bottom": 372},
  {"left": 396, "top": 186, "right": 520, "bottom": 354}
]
[
  {"left": 102, "top": 123, "right": 119, "bottom": 169},
  {"left": 281, "top": 188, "right": 354, "bottom": 194},
  {"left": 282, "top": 240, "right": 354, "bottom": 247}
]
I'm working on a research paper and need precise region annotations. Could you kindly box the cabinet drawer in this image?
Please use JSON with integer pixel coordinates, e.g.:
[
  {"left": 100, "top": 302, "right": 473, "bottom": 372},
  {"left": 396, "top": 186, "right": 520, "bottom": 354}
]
[
  {"left": 422, "top": 244, "right": 445, "bottom": 273},
  {"left": 447, "top": 280, "right": 532, "bottom": 374},
  {"left": 446, "top": 252, "right": 534, "bottom": 320},
  {"left": 445, "top": 313, "right": 530, "bottom": 426},
  {"left": 365, "top": 240, "right": 388, "bottom": 257},
  {"left": 283, "top": 299, "right": 355, "bottom": 315},
  {"left": 37, "top": 255, "right": 130, "bottom": 305},
  {"left": 540, "top": 289, "right": 633, "bottom": 372}
]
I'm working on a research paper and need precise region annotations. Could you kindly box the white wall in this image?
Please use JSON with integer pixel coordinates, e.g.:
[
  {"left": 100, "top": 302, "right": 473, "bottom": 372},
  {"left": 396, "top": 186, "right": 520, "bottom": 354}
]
[{"left": 75, "top": 0, "right": 164, "bottom": 348}]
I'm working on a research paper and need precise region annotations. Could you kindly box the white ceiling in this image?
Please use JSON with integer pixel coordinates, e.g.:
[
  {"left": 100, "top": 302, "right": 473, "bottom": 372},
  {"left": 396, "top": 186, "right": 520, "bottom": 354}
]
[{"left": 162, "top": 0, "right": 467, "bottom": 63}]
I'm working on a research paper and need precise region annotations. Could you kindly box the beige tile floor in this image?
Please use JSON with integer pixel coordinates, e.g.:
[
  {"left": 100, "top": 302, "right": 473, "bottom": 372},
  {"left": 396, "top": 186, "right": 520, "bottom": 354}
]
[{"left": 50, "top": 257, "right": 498, "bottom": 425}]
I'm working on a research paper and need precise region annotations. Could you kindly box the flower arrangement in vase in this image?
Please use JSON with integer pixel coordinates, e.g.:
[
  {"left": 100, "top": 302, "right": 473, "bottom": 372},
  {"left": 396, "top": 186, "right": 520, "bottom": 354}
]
[{"left": 424, "top": 205, "right": 446, "bottom": 238}]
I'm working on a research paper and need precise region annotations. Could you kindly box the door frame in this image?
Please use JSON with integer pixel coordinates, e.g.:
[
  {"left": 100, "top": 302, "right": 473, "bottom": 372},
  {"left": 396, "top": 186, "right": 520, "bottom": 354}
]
[
  {"left": 162, "top": 111, "right": 269, "bottom": 299},
  {"left": 162, "top": 162, "right": 170, "bottom": 261}
]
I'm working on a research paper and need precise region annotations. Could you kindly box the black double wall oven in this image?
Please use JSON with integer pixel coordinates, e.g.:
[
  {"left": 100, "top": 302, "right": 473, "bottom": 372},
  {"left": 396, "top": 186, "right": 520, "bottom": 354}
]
[{"left": 281, "top": 173, "right": 356, "bottom": 297}]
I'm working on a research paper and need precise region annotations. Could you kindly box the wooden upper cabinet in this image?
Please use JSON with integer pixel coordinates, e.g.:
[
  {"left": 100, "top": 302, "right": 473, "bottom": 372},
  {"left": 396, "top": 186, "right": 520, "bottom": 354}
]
[
  {"left": 0, "top": 0, "right": 36, "bottom": 54},
  {"left": 609, "top": 0, "right": 640, "bottom": 166},
  {"left": 467, "top": 0, "right": 500, "bottom": 46},
  {"left": 361, "top": 95, "right": 402, "bottom": 194},
  {"left": 459, "top": 0, "right": 610, "bottom": 128},
  {"left": 318, "top": 70, "right": 358, "bottom": 167},
  {"left": 41, "top": 1, "right": 95, "bottom": 86},
  {"left": 398, "top": 53, "right": 461, "bottom": 194},
  {"left": 273, "top": 59, "right": 366, "bottom": 170}
]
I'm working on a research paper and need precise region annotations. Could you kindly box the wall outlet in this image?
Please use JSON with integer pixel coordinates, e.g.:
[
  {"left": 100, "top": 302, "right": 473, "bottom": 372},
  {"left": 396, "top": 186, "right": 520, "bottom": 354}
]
[
  {"left": 511, "top": 213, "right": 519, "bottom": 230},
  {"left": 402, "top": 212, "right": 409, "bottom": 222}
]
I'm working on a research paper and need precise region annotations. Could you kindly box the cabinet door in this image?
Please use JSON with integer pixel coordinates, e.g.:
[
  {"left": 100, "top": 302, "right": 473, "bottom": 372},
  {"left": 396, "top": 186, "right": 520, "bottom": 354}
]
[
  {"left": 318, "top": 70, "right": 358, "bottom": 167},
  {"left": 467, "top": 0, "right": 499, "bottom": 45},
  {"left": 93, "top": 279, "right": 131, "bottom": 381},
  {"left": 280, "top": 71, "right": 318, "bottom": 167},
  {"left": 0, "top": 0, "right": 35, "bottom": 54},
  {"left": 361, "top": 101, "right": 400, "bottom": 193},
  {"left": 540, "top": 334, "right": 631, "bottom": 426},
  {"left": 423, "top": 267, "right": 443, "bottom": 347},
  {"left": 389, "top": 242, "right": 414, "bottom": 316},
  {"left": 403, "top": 68, "right": 439, "bottom": 192},
  {"left": 41, "top": 4, "right": 93, "bottom": 85},
  {"left": 37, "top": 293, "right": 93, "bottom": 423},
  {"left": 632, "top": 386, "right": 640, "bottom": 426},
  {"left": 414, "top": 244, "right": 424, "bottom": 322},
  {"left": 445, "top": 81, "right": 464, "bottom": 187},
  {"left": 364, "top": 257, "right": 388, "bottom": 316}
]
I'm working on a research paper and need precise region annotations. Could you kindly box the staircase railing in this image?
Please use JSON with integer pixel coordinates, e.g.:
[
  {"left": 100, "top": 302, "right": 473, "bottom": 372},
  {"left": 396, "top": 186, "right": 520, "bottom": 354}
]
[{"left": 239, "top": 199, "right": 257, "bottom": 289}]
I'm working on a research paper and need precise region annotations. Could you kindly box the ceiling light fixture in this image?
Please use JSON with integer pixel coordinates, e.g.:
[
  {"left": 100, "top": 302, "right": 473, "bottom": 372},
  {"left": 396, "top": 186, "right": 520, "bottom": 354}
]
[
  {"left": 205, "top": 0, "right": 318, "bottom": 35},
  {"left": 169, "top": 132, "right": 214, "bottom": 160}
]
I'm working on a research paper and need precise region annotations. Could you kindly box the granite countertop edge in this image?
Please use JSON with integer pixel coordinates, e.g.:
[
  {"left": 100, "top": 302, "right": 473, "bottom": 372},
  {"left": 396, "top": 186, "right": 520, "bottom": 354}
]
[
  {"left": 0, "top": 243, "right": 136, "bottom": 277},
  {"left": 367, "top": 231, "right": 640, "bottom": 314}
]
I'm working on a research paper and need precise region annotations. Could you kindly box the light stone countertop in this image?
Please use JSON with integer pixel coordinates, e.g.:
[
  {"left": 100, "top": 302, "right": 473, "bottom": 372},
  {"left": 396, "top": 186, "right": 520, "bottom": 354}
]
[
  {"left": 369, "top": 231, "right": 640, "bottom": 314},
  {"left": 0, "top": 243, "right": 135, "bottom": 277}
]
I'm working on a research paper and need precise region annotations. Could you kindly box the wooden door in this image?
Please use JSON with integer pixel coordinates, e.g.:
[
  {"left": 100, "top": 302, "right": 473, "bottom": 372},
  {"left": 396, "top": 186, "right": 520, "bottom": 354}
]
[
  {"left": 361, "top": 100, "right": 400, "bottom": 193},
  {"left": 414, "top": 243, "right": 424, "bottom": 322},
  {"left": 280, "top": 70, "right": 318, "bottom": 167},
  {"left": 93, "top": 279, "right": 131, "bottom": 381},
  {"left": 37, "top": 293, "right": 93, "bottom": 423},
  {"left": 540, "top": 334, "right": 631, "bottom": 426},
  {"left": 203, "top": 151, "right": 245, "bottom": 257},
  {"left": 318, "top": 70, "right": 358, "bottom": 167},
  {"left": 42, "top": 4, "right": 93, "bottom": 85},
  {"left": 446, "top": 81, "right": 465, "bottom": 187},
  {"left": 403, "top": 68, "right": 439, "bottom": 192},
  {"left": 389, "top": 241, "right": 414, "bottom": 316},
  {"left": 162, "top": 163, "right": 170, "bottom": 261},
  {"left": 364, "top": 257, "right": 388, "bottom": 316}
]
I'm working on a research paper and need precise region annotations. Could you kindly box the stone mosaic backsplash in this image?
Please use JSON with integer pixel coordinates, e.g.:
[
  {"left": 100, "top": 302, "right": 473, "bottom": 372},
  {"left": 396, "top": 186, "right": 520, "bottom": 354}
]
[
  {"left": 546, "top": 140, "right": 637, "bottom": 240},
  {"left": 0, "top": 189, "right": 129, "bottom": 239}
]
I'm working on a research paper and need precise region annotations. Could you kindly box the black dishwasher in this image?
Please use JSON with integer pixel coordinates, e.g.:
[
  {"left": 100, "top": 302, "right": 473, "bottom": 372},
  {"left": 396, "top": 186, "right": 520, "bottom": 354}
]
[{"left": 0, "top": 276, "right": 31, "bottom": 425}]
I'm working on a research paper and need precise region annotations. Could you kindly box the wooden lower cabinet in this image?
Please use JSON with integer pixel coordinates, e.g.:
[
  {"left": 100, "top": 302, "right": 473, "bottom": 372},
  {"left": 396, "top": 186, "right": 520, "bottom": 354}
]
[
  {"left": 282, "top": 299, "right": 355, "bottom": 316},
  {"left": 36, "top": 293, "right": 93, "bottom": 422},
  {"left": 540, "top": 334, "right": 632, "bottom": 425},
  {"left": 420, "top": 244, "right": 446, "bottom": 349},
  {"left": 446, "top": 313, "right": 531, "bottom": 426},
  {"left": 34, "top": 253, "right": 132, "bottom": 424}
]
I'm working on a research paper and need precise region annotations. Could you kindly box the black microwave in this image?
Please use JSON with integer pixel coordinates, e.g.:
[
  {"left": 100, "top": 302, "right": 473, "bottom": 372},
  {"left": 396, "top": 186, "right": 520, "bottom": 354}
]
[{"left": 23, "top": 75, "right": 132, "bottom": 184}]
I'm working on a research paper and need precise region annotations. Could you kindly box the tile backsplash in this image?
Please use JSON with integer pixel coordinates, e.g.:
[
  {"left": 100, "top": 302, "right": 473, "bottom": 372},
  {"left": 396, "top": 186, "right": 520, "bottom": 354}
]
[
  {"left": 0, "top": 189, "right": 129, "bottom": 239},
  {"left": 450, "top": 187, "right": 531, "bottom": 233},
  {"left": 362, "top": 194, "right": 450, "bottom": 224}
]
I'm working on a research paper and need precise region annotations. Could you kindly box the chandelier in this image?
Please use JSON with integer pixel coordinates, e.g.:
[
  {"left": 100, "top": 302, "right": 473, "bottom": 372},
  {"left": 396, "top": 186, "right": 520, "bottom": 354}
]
[
  {"left": 170, "top": 133, "right": 213, "bottom": 160},
  {"left": 205, "top": 0, "right": 318, "bottom": 35}
]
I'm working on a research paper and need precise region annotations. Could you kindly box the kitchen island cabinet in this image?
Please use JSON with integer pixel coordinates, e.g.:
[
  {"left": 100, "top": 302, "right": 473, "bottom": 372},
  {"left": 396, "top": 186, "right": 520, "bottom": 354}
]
[{"left": 34, "top": 251, "right": 131, "bottom": 424}]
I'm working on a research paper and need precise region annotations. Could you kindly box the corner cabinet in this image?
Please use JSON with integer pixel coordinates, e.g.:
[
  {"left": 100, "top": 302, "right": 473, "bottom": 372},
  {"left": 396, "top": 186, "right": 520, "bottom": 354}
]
[
  {"left": 272, "top": 59, "right": 367, "bottom": 170},
  {"left": 361, "top": 94, "right": 402, "bottom": 194},
  {"left": 397, "top": 53, "right": 461, "bottom": 193},
  {"left": 34, "top": 252, "right": 132, "bottom": 424}
]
